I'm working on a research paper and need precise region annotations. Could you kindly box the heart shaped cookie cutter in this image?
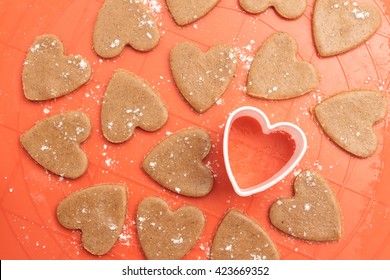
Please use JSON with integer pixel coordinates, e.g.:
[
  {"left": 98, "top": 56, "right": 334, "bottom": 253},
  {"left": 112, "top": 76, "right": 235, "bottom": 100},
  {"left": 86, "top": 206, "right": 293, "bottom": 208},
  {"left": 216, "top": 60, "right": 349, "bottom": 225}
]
[{"left": 223, "top": 106, "right": 307, "bottom": 196}]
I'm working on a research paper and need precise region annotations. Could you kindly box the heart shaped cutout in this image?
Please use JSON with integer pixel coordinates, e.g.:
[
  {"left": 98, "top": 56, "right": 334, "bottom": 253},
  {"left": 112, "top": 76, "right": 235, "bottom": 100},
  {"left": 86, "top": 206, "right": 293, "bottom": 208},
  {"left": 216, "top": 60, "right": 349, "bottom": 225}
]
[
  {"left": 211, "top": 209, "right": 279, "bottom": 260},
  {"left": 270, "top": 170, "right": 343, "bottom": 241},
  {"left": 223, "top": 106, "right": 307, "bottom": 196},
  {"left": 20, "top": 111, "right": 92, "bottom": 179},
  {"left": 22, "top": 34, "right": 92, "bottom": 101},
  {"left": 101, "top": 70, "right": 168, "bottom": 143},
  {"left": 166, "top": 0, "right": 220, "bottom": 26},
  {"left": 93, "top": 0, "right": 160, "bottom": 58},
  {"left": 142, "top": 127, "right": 214, "bottom": 197},
  {"left": 136, "top": 197, "right": 205, "bottom": 260},
  {"left": 314, "top": 90, "right": 387, "bottom": 158},
  {"left": 239, "top": 0, "right": 306, "bottom": 19},
  {"left": 170, "top": 42, "right": 237, "bottom": 113},
  {"left": 313, "top": 0, "right": 381, "bottom": 57},
  {"left": 247, "top": 32, "right": 318, "bottom": 100},
  {"left": 57, "top": 184, "right": 127, "bottom": 255}
]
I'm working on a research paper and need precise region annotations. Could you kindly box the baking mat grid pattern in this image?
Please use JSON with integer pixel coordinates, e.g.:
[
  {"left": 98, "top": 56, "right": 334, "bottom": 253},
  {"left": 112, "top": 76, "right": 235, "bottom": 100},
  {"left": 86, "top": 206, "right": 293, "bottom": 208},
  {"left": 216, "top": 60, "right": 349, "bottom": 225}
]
[{"left": 0, "top": 0, "right": 389, "bottom": 259}]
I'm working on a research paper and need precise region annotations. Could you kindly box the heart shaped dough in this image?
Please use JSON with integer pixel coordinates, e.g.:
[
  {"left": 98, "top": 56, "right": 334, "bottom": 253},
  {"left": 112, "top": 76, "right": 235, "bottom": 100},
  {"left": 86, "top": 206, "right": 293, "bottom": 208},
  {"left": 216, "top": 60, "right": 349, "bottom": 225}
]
[
  {"left": 57, "top": 184, "right": 127, "bottom": 256},
  {"left": 136, "top": 197, "right": 205, "bottom": 260},
  {"left": 314, "top": 90, "right": 387, "bottom": 158},
  {"left": 22, "top": 34, "right": 92, "bottom": 101},
  {"left": 247, "top": 32, "right": 318, "bottom": 99},
  {"left": 313, "top": 0, "right": 381, "bottom": 57},
  {"left": 101, "top": 70, "right": 168, "bottom": 143},
  {"left": 93, "top": 0, "right": 160, "bottom": 58},
  {"left": 211, "top": 209, "right": 279, "bottom": 260},
  {"left": 170, "top": 42, "right": 237, "bottom": 113},
  {"left": 142, "top": 127, "right": 213, "bottom": 197},
  {"left": 270, "top": 170, "right": 343, "bottom": 241},
  {"left": 20, "top": 111, "right": 91, "bottom": 179},
  {"left": 166, "top": 0, "right": 220, "bottom": 26},
  {"left": 239, "top": 0, "right": 306, "bottom": 19}
]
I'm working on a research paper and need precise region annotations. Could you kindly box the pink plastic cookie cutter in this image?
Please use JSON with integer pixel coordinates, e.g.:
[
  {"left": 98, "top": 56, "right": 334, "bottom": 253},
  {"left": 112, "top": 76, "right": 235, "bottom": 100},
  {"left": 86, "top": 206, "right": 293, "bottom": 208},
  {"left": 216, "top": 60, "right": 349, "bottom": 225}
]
[{"left": 223, "top": 106, "right": 307, "bottom": 196}]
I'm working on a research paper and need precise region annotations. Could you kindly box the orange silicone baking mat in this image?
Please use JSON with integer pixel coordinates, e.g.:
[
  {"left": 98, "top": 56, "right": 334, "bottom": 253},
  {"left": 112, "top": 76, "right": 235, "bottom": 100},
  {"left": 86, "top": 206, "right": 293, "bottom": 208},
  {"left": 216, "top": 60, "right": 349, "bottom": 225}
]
[{"left": 0, "top": 0, "right": 389, "bottom": 260}]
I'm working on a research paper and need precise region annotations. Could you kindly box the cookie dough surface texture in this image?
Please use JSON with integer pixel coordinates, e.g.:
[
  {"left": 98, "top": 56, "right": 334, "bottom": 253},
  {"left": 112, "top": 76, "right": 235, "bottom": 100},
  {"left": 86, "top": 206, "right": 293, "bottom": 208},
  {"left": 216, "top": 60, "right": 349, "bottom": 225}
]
[
  {"left": 93, "top": 0, "right": 160, "bottom": 58},
  {"left": 239, "top": 0, "right": 306, "bottom": 19},
  {"left": 57, "top": 184, "right": 127, "bottom": 256},
  {"left": 166, "top": 0, "right": 220, "bottom": 26},
  {"left": 137, "top": 197, "right": 205, "bottom": 260},
  {"left": 101, "top": 70, "right": 168, "bottom": 143},
  {"left": 211, "top": 209, "right": 279, "bottom": 260},
  {"left": 170, "top": 42, "right": 237, "bottom": 113},
  {"left": 270, "top": 170, "right": 343, "bottom": 241},
  {"left": 247, "top": 32, "right": 318, "bottom": 100},
  {"left": 314, "top": 90, "right": 387, "bottom": 158},
  {"left": 142, "top": 127, "right": 214, "bottom": 197},
  {"left": 313, "top": 0, "right": 381, "bottom": 57},
  {"left": 22, "top": 34, "right": 91, "bottom": 101},
  {"left": 20, "top": 111, "right": 92, "bottom": 179}
]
